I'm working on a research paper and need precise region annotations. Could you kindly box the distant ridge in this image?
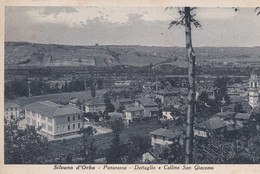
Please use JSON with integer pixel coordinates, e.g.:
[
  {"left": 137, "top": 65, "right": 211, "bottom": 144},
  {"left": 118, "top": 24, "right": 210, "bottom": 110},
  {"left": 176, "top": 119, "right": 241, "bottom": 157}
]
[{"left": 5, "top": 42, "right": 260, "bottom": 68}]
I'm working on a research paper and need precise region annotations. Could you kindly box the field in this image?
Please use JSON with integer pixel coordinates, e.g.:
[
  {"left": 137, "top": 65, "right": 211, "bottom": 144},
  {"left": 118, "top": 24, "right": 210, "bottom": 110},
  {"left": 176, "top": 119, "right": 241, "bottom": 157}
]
[
  {"left": 42, "top": 119, "right": 162, "bottom": 162},
  {"left": 13, "top": 89, "right": 107, "bottom": 107}
]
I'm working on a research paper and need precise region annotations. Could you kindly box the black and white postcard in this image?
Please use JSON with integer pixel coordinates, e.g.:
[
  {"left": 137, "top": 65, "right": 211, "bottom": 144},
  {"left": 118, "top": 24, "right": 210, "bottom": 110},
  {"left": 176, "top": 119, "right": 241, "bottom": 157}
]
[{"left": 1, "top": 0, "right": 260, "bottom": 174}]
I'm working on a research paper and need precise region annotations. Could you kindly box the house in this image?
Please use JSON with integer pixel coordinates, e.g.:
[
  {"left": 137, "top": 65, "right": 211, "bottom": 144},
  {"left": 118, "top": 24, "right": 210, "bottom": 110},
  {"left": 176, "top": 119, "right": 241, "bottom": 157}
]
[
  {"left": 125, "top": 106, "right": 144, "bottom": 123},
  {"left": 162, "top": 107, "right": 174, "bottom": 120},
  {"left": 4, "top": 102, "right": 21, "bottom": 121},
  {"left": 137, "top": 89, "right": 156, "bottom": 100},
  {"left": 47, "top": 80, "right": 67, "bottom": 89},
  {"left": 85, "top": 99, "right": 106, "bottom": 113},
  {"left": 150, "top": 128, "right": 183, "bottom": 147},
  {"left": 135, "top": 97, "right": 159, "bottom": 117},
  {"left": 107, "top": 112, "right": 125, "bottom": 123},
  {"left": 194, "top": 117, "right": 227, "bottom": 138},
  {"left": 213, "top": 111, "right": 236, "bottom": 120},
  {"left": 24, "top": 101, "right": 83, "bottom": 140},
  {"left": 117, "top": 98, "right": 134, "bottom": 108},
  {"left": 235, "top": 113, "right": 252, "bottom": 125},
  {"left": 143, "top": 82, "right": 155, "bottom": 90},
  {"left": 68, "top": 98, "right": 80, "bottom": 106},
  {"left": 156, "top": 89, "right": 179, "bottom": 106}
]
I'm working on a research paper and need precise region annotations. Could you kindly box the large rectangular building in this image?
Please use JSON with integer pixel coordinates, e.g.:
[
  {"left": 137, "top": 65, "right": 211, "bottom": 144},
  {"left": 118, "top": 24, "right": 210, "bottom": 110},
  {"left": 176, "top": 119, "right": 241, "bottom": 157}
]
[{"left": 24, "top": 101, "right": 83, "bottom": 140}]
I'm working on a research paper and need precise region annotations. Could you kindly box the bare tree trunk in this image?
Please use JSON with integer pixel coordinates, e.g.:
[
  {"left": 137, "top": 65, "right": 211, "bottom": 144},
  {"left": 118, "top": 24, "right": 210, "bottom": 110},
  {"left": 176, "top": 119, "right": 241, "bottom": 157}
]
[{"left": 184, "top": 7, "right": 196, "bottom": 164}]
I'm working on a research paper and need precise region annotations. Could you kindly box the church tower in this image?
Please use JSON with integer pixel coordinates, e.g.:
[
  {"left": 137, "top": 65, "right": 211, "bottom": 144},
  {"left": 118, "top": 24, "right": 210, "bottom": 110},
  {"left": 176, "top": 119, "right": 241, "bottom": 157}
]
[{"left": 248, "top": 69, "right": 259, "bottom": 108}]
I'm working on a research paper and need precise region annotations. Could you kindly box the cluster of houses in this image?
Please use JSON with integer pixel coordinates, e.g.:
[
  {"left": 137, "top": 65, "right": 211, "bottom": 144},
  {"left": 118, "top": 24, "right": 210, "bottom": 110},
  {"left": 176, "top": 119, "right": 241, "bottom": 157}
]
[{"left": 4, "top": 69, "right": 260, "bottom": 161}]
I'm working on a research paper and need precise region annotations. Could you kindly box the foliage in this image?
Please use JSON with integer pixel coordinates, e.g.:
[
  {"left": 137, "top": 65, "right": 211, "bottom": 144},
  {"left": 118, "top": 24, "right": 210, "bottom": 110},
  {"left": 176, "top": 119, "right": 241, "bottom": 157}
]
[
  {"left": 90, "top": 85, "right": 96, "bottom": 98},
  {"left": 122, "top": 135, "right": 151, "bottom": 163},
  {"left": 79, "top": 126, "right": 97, "bottom": 163},
  {"left": 166, "top": 7, "right": 202, "bottom": 29},
  {"left": 106, "top": 119, "right": 124, "bottom": 163},
  {"left": 162, "top": 141, "right": 185, "bottom": 163},
  {"left": 104, "top": 94, "right": 115, "bottom": 113},
  {"left": 4, "top": 119, "right": 48, "bottom": 164}
]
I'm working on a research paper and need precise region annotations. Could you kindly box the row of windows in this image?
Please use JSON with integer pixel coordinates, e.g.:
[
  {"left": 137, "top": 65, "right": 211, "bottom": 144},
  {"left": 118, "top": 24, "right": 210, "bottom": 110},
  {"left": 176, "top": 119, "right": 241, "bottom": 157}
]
[
  {"left": 67, "top": 123, "right": 81, "bottom": 130},
  {"left": 68, "top": 115, "right": 81, "bottom": 122},
  {"left": 5, "top": 108, "right": 18, "bottom": 111}
]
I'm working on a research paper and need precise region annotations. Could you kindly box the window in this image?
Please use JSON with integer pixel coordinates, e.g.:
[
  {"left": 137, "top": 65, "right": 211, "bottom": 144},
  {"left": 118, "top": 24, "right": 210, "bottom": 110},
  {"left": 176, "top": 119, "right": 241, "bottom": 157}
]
[
  {"left": 68, "top": 116, "right": 70, "bottom": 122},
  {"left": 15, "top": 108, "right": 17, "bottom": 111},
  {"left": 73, "top": 115, "right": 75, "bottom": 121},
  {"left": 42, "top": 123, "right": 46, "bottom": 130},
  {"left": 73, "top": 124, "right": 75, "bottom": 129},
  {"left": 78, "top": 123, "right": 81, "bottom": 128},
  {"left": 163, "top": 136, "right": 166, "bottom": 141},
  {"left": 6, "top": 108, "right": 8, "bottom": 111},
  {"left": 154, "top": 135, "right": 157, "bottom": 140},
  {"left": 48, "top": 125, "right": 53, "bottom": 132},
  {"left": 78, "top": 115, "right": 81, "bottom": 120},
  {"left": 11, "top": 108, "right": 13, "bottom": 111},
  {"left": 11, "top": 115, "right": 14, "bottom": 120},
  {"left": 68, "top": 125, "right": 70, "bottom": 130},
  {"left": 57, "top": 126, "right": 60, "bottom": 133}
]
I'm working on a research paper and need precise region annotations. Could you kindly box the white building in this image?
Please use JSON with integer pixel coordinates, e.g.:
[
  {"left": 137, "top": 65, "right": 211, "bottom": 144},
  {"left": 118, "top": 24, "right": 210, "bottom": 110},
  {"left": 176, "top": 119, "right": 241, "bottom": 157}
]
[
  {"left": 248, "top": 69, "right": 259, "bottom": 109},
  {"left": 4, "top": 102, "right": 21, "bottom": 121},
  {"left": 24, "top": 101, "right": 83, "bottom": 140}
]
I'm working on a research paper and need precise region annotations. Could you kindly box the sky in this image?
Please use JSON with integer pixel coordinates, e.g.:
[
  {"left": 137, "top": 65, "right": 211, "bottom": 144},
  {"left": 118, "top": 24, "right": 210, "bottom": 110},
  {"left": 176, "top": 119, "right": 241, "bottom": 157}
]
[{"left": 5, "top": 7, "right": 260, "bottom": 47}]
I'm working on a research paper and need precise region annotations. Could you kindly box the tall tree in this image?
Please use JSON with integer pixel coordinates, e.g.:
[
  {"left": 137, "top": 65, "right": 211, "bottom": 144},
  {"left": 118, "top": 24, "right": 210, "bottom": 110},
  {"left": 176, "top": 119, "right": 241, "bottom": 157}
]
[
  {"left": 79, "top": 126, "right": 97, "bottom": 163},
  {"left": 168, "top": 7, "right": 201, "bottom": 164},
  {"left": 106, "top": 119, "right": 124, "bottom": 163}
]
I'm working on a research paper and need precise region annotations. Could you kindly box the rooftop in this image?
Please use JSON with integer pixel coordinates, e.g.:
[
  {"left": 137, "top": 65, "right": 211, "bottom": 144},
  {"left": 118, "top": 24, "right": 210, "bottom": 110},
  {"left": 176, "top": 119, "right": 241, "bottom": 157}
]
[
  {"left": 5, "top": 102, "right": 20, "bottom": 108},
  {"left": 235, "top": 113, "right": 251, "bottom": 120},
  {"left": 150, "top": 128, "right": 182, "bottom": 139},
  {"left": 85, "top": 99, "right": 105, "bottom": 106},
  {"left": 196, "top": 117, "right": 227, "bottom": 131},
  {"left": 24, "top": 101, "right": 82, "bottom": 118},
  {"left": 136, "top": 97, "right": 158, "bottom": 107},
  {"left": 125, "top": 106, "right": 144, "bottom": 112}
]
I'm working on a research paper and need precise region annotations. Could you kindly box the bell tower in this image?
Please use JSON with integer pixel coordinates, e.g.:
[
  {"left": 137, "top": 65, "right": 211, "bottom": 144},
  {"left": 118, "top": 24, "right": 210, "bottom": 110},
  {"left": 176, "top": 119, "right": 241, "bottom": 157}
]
[{"left": 248, "top": 69, "right": 259, "bottom": 108}]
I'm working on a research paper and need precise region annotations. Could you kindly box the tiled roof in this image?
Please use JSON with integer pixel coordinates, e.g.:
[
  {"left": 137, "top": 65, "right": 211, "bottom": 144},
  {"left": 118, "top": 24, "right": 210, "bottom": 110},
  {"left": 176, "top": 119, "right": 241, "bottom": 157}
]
[
  {"left": 196, "top": 117, "right": 227, "bottom": 131},
  {"left": 85, "top": 99, "right": 105, "bottom": 106},
  {"left": 125, "top": 106, "right": 143, "bottom": 112},
  {"left": 118, "top": 98, "right": 134, "bottom": 103},
  {"left": 137, "top": 97, "right": 158, "bottom": 106},
  {"left": 5, "top": 102, "right": 20, "bottom": 108},
  {"left": 235, "top": 113, "right": 251, "bottom": 120},
  {"left": 150, "top": 128, "right": 182, "bottom": 139},
  {"left": 24, "top": 101, "right": 82, "bottom": 117},
  {"left": 214, "top": 111, "right": 236, "bottom": 119}
]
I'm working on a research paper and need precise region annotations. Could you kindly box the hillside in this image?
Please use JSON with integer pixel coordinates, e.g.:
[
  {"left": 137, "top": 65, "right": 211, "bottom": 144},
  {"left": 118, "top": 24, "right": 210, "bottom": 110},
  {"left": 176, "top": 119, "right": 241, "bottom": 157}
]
[{"left": 4, "top": 42, "right": 260, "bottom": 68}]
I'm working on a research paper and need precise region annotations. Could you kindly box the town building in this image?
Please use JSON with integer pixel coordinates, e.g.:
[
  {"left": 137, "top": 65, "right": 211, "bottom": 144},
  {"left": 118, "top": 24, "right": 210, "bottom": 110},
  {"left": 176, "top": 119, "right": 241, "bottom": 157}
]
[
  {"left": 125, "top": 106, "right": 144, "bottom": 123},
  {"left": 161, "top": 106, "right": 174, "bottom": 120},
  {"left": 150, "top": 128, "right": 183, "bottom": 147},
  {"left": 248, "top": 69, "right": 259, "bottom": 108},
  {"left": 85, "top": 99, "right": 106, "bottom": 113},
  {"left": 4, "top": 102, "right": 21, "bottom": 121},
  {"left": 24, "top": 101, "right": 83, "bottom": 140},
  {"left": 135, "top": 97, "right": 159, "bottom": 117},
  {"left": 194, "top": 117, "right": 227, "bottom": 139}
]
